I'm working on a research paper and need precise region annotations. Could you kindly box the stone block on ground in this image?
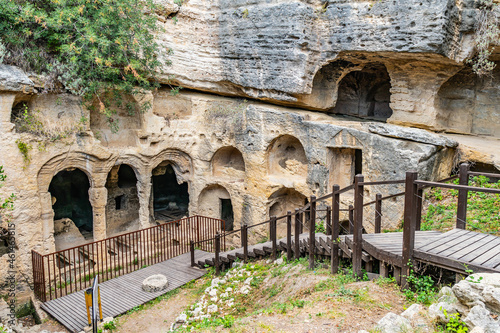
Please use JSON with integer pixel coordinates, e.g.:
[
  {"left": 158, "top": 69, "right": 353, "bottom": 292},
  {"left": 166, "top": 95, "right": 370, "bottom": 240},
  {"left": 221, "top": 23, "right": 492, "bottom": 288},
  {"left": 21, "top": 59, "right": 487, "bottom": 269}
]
[{"left": 142, "top": 274, "right": 169, "bottom": 292}]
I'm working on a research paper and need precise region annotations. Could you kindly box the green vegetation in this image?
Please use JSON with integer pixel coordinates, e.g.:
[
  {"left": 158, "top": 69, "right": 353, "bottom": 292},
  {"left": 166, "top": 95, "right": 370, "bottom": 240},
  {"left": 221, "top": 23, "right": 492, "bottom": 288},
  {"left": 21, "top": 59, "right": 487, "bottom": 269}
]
[
  {"left": 439, "top": 309, "right": 469, "bottom": 333},
  {"left": 0, "top": 0, "right": 170, "bottom": 131},
  {"left": 12, "top": 104, "right": 88, "bottom": 140},
  {"left": 0, "top": 166, "right": 16, "bottom": 213},
  {"left": 403, "top": 261, "right": 437, "bottom": 305},
  {"left": 16, "top": 139, "right": 32, "bottom": 165},
  {"left": 468, "top": 0, "right": 500, "bottom": 75},
  {"left": 421, "top": 176, "right": 500, "bottom": 235}
]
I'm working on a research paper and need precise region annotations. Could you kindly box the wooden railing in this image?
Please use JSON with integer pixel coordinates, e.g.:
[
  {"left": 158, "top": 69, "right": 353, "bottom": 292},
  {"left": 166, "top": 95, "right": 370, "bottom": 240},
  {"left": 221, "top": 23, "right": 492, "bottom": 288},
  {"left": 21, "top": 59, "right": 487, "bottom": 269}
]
[
  {"left": 191, "top": 163, "right": 500, "bottom": 285},
  {"left": 32, "top": 215, "right": 225, "bottom": 302}
]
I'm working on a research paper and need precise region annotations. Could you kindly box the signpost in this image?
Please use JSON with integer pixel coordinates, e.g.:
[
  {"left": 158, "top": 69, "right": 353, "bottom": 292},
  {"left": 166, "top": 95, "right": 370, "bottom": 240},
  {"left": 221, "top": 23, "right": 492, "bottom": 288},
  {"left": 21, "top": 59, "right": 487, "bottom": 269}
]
[{"left": 85, "top": 277, "right": 102, "bottom": 332}]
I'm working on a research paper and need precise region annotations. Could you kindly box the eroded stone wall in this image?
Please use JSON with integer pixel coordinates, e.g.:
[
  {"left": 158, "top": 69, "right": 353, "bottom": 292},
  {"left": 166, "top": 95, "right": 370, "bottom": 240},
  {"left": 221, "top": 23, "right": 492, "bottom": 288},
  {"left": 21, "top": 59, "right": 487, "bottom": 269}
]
[{"left": 0, "top": 0, "right": 499, "bottom": 306}]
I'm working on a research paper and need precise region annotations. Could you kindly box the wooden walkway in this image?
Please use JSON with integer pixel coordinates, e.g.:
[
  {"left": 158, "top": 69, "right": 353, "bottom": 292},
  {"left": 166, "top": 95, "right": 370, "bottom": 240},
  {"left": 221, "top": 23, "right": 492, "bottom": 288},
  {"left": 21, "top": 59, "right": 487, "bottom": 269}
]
[
  {"left": 414, "top": 229, "right": 500, "bottom": 273},
  {"left": 41, "top": 251, "right": 208, "bottom": 333},
  {"left": 194, "top": 230, "right": 500, "bottom": 276}
]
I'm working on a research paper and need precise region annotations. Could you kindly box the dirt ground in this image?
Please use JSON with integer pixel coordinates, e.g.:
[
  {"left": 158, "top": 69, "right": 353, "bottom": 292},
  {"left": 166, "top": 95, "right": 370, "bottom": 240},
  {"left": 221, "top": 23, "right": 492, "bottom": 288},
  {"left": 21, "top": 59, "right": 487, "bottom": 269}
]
[
  {"left": 25, "top": 261, "right": 414, "bottom": 333},
  {"left": 112, "top": 263, "right": 410, "bottom": 333}
]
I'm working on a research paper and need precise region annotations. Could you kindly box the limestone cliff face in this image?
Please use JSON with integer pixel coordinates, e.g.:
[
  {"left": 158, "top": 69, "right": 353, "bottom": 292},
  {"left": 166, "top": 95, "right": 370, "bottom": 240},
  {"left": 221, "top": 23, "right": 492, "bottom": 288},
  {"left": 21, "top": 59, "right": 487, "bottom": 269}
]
[
  {"left": 0, "top": 0, "right": 499, "bottom": 305},
  {"left": 159, "top": 1, "right": 478, "bottom": 120}
]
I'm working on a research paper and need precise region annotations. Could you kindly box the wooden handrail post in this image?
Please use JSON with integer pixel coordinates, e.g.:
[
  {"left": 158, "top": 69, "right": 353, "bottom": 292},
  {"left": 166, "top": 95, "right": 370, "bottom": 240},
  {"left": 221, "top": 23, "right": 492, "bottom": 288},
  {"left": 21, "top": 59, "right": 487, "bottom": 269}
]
[
  {"left": 415, "top": 188, "right": 423, "bottom": 231},
  {"left": 286, "top": 211, "right": 292, "bottom": 261},
  {"left": 309, "top": 196, "right": 316, "bottom": 270},
  {"left": 457, "top": 163, "right": 470, "bottom": 229},
  {"left": 271, "top": 216, "right": 277, "bottom": 260},
  {"left": 331, "top": 185, "right": 340, "bottom": 274},
  {"left": 196, "top": 216, "right": 200, "bottom": 243},
  {"left": 353, "top": 175, "right": 364, "bottom": 278},
  {"left": 402, "top": 171, "right": 418, "bottom": 288},
  {"left": 242, "top": 225, "right": 248, "bottom": 263},
  {"left": 190, "top": 240, "right": 195, "bottom": 267},
  {"left": 375, "top": 193, "right": 382, "bottom": 234},
  {"left": 326, "top": 206, "right": 332, "bottom": 236},
  {"left": 294, "top": 208, "right": 300, "bottom": 260},
  {"left": 348, "top": 205, "right": 354, "bottom": 234},
  {"left": 215, "top": 232, "right": 220, "bottom": 276}
]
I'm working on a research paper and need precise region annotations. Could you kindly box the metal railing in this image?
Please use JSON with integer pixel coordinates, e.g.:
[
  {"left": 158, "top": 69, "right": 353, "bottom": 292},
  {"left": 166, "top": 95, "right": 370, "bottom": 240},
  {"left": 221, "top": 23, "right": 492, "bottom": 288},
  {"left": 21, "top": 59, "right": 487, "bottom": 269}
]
[{"left": 32, "top": 215, "right": 225, "bottom": 302}]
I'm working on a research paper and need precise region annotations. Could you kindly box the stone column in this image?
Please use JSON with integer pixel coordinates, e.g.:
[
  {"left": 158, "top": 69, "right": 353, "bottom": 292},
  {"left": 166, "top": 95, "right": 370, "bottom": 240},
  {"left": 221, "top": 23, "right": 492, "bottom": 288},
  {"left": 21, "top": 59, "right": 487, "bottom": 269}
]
[
  {"left": 137, "top": 173, "right": 152, "bottom": 229},
  {"left": 0, "top": 93, "right": 16, "bottom": 132},
  {"left": 88, "top": 187, "right": 108, "bottom": 241},
  {"left": 39, "top": 192, "right": 56, "bottom": 253}
]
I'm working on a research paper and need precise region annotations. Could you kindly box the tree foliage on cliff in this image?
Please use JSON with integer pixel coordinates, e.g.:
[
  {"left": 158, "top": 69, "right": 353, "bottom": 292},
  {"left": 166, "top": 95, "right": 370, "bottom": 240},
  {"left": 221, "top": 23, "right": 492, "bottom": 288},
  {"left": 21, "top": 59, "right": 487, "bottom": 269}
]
[
  {"left": 470, "top": 0, "right": 500, "bottom": 75},
  {"left": 0, "top": 0, "right": 164, "bottom": 128}
]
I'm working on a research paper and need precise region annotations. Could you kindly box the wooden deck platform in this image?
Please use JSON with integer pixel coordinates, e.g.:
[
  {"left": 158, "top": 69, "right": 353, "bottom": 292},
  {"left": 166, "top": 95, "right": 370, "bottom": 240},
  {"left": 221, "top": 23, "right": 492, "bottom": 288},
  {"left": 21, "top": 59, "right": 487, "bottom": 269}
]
[
  {"left": 195, "top": 229, "right": 500, "bottom": 276},
  {"left": 41, "top": 251, "right": 208, "bottom": 333},
  {"left": 414, "top": 229, "right": 500, "bottom": 273}
]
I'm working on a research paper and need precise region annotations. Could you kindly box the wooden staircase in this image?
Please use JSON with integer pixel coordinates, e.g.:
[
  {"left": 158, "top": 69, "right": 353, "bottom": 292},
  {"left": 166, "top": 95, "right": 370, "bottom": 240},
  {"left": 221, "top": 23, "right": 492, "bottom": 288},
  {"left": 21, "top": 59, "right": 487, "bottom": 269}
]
[{"left": 193, "top": 233, "right": 373, "bottom": 268}]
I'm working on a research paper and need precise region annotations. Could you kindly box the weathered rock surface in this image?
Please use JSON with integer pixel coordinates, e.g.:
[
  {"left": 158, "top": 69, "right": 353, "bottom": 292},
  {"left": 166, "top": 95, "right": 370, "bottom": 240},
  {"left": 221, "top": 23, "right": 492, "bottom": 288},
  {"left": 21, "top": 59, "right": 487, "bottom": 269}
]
[
  {"left": 368, "top": 123, "right": 458, "bottom": 148},
  {"left": 0, "top": 65, "right": 34, "bottom": 93},
  {"left": 376, "top": 312, "right": 411, "bottom": 333},
  {"left": 463, "top": 304, "right": 500, "bottom": 332},
  {"left": 429, "top": 274, "right": 500, "bottom": 332},
  {"left": 142, "top": 274, "right": 169, "bottom": 292}
]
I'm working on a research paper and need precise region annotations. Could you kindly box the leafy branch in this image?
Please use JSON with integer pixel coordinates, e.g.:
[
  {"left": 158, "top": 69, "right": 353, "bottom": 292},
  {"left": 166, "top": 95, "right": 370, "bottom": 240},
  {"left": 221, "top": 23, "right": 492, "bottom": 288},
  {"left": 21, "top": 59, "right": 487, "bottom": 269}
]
[{"left": 0, "top": 0, "right": 168, "bottom": 131}]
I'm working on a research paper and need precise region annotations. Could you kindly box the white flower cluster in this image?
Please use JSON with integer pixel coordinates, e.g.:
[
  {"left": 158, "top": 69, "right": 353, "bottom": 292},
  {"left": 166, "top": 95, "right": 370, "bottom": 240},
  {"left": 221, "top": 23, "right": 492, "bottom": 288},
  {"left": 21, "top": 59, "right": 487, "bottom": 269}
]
[{"left": 173, "top": 265, "right": 259, "bottom": 330}]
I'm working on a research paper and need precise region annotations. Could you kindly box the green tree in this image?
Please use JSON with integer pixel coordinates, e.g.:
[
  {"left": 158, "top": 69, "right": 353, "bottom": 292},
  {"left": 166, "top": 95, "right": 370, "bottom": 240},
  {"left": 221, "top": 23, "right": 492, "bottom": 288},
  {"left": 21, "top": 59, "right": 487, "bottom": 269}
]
[{"left": 0, "top": 0, "right": 169, "bottom": 131}]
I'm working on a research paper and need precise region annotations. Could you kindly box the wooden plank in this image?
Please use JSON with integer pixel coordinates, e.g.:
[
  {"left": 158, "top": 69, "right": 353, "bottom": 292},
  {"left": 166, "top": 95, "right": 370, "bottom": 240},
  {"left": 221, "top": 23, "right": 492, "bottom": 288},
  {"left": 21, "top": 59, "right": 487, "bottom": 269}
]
[
  {"left": 482, "top": 252, "right": 500, "bottom": 269},
  {"left": 442, "top": 233, "right": 493, "bottom": 260},
  {"left": 417, "top": 229, "right": 467, "bottom": 252},
  {"left": 471, "top": 237, "right": 500, "bottom": 265},
  {"left": 458, "top": 236, "right": 500, "bottom": 263},
  {"left": 414, "top": 250, "right": 498, "bottom": 274},
  {"left": 429, "top": 231, "right": 484, "bottom": 256}
]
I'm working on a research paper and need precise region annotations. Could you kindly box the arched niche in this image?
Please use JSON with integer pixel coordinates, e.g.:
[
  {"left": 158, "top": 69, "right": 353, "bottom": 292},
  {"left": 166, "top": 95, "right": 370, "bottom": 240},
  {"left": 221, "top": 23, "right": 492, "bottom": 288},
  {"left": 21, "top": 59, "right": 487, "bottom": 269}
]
[
  {"left": 198, "top": 185, "right": 234, "bottom": 231},
  {"left": 268, "top": 187, "right": 307, "bottom": 237},
  {"left": 267, "top": 135, "right": 308, "bottom": 178},
  {"left": 105, "top": 164, "right": 140, "bottom": 236},
  {"left": 49, "top": 168, "right": 93, "bottom": 251},
  {"left": 436, "top": 64, "right": 500, "bottom": 138},
  {"left": 211, "top": 146, "right": 245, "bottom": 180},
  {"left": 333, "top": 63, "right": 393, "bottom": 121},
  {"left": 152, "top": 162, "right": 189, "bottom": 222}
]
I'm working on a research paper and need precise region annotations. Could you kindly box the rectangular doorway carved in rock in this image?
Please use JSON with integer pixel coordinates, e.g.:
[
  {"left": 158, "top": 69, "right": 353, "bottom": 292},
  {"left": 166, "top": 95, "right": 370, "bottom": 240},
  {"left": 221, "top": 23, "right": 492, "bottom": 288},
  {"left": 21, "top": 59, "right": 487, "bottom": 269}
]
[
  {"left": 220, "top": 198, "right": 234, "bottom": 231},
  {"left": 328, "top": 148, "right": 362, "bottom": 188}
]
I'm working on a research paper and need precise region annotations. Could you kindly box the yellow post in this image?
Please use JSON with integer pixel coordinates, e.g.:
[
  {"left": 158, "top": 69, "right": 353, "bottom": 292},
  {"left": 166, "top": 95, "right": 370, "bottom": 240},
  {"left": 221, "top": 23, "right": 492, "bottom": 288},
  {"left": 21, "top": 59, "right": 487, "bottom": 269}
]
[
  {"left": 84, "top": 290, "right": 92, "bottom": 326},
  {"left": 97, "top": 287, "right": 103, "bottom": 321}
]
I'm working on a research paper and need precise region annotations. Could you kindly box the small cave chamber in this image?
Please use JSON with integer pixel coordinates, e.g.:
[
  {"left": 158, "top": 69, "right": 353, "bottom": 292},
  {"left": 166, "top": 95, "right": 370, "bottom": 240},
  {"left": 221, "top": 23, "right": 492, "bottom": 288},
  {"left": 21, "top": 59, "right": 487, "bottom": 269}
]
[
  {"left": 436, "top": 64, "right": 500, "bottom": 138},
  {"left": 212, "top": 146, "right": 245, "bottom": 180},
  {"left": 268, "top": 188, "right": 307, "bottom": 238},
  {"left": 328, "top": 148, "right": 362, "bottom": 188},
  {"left": 48, "top": 169, "right": 93, "bottom": 251},
  {"left": 105, "top": 164, "right": 140, "bottom": 236},
  {"left": 333, "top": 63, "right": 393, "bottom": 121},
  {"left": 268, "top": 135, "right": 308, "bottom": 178},
  {"left": 152, "top": 163, "right": 189, "bottom": 222},
  {"left": 198, "top": 185, "right": 234, "bottom": 231}
]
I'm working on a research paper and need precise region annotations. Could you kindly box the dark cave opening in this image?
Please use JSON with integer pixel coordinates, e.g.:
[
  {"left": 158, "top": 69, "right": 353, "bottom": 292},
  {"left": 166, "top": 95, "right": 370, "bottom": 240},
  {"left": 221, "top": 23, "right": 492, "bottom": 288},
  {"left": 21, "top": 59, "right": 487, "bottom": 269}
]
[
  {"left": 333, "top": 63, "right": 393, "bottom": 121},
  {"left": 49, "top": 169, "right": 93, "bottom": 239},
  {"left": 105, "top": 164, "right": 140, "bottom": 236},
  {"left": 152, "top": 163, "right": 189, "bottom": 221},
  {"left": 220, "top": 198, "right": 234, "bottom": 231}
]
